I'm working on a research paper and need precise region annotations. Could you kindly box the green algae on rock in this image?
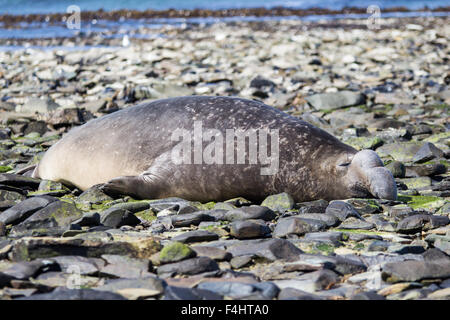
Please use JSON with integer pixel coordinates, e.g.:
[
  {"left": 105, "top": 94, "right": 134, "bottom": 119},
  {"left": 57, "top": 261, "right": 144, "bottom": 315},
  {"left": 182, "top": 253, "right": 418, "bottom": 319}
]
[
  {"left": 398, "top": 195, "right": 447, "bottom": 212},
  {"left": 376, "top": 141, "right": 422, "bottom": 162},
  {"left": 343, "top": 136, "right": 383, "bottom": 151},
  {"left": 398, "top": 177, "right": 432, "bottom": 190},
  {"left": 159, "top": 241, "right": 196, "bottom": 263},
  {"left": 134, "top": 209, "right": 156, "bottom": 222},
  {"left": 261, "top": 192, "right": 295, "bottom": 212}
]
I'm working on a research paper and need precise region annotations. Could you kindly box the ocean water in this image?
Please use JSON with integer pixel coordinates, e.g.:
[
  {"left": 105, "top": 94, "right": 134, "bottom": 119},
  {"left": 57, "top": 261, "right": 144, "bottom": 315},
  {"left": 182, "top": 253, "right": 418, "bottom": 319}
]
[
  {"left": 0, "top": 0, "right": 448, "bottom": 15},
  {"left": 0, "top": 0, "right": 448, "bottom": 49}
]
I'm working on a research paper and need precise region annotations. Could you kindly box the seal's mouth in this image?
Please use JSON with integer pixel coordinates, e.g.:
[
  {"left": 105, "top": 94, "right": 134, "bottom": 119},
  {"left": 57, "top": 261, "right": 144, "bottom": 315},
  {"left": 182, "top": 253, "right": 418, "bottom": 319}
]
[
  {"left": 350, "top": 149, "right": 397, "bottom": 201},
  {"left": 350, "top": 183, "right": 372, "bottom": 198}
]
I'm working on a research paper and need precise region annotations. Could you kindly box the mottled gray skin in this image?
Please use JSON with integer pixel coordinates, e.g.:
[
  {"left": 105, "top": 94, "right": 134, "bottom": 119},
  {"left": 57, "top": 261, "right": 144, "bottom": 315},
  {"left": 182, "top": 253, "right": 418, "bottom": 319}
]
[{"left": 33, "top": 96, "right": 397, "bottom": 202}]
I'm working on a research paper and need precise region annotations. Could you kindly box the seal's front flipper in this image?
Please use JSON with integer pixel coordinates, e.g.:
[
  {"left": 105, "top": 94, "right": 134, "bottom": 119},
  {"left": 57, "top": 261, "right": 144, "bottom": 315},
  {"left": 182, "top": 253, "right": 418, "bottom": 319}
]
[{"left": 100, "top": 175, "right": 161, "bottom": 199}]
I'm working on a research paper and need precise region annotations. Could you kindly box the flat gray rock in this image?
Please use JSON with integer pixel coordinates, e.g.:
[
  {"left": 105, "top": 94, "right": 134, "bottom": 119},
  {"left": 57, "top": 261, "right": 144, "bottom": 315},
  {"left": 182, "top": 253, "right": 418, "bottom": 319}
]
[
  {"left": 226, "top": 238, "right": 303, "bottom": 261},
  {"left": 73, "top": 212, "right": 101, "bottom": 227},
  {"left": 100, "top": 208, "right": 140, "bottom": 228},
  {"left": 163, "top": 285, "right": 222, "bottom": 300},
  {"left": 339, "top": 217, "right": 375, "bottom": 230},
  {"left": 2, "top": 259, "right": 59, "bottom": 280},
  {"left": 297, "top": 213, "right": 340, "bottom": 227},
  {"left": 157, "top": 256, "right": 219, "bottom": 277},
  {"left": 77, "top": 185, "right": 114, "bottom": 204},
  {"left": 0, "top": 173, "right": 41, "bottom": 189},
  {"left": 168, "top": 212, "right": 215, "bottom": 227},
  {"left": 51, "top": 255, "right": 105, "bottom": 275},
  {"left": 278, "top": 287, "right": 324, "bottom": 300},
  {"left": 297, "top": 199, "right": 329, "bottom": 214},
  {"left": 229, "top": 219, "right": 271, "bottom": 239},
  {"left": 305, "top": 91, "right": 365, "bottom": 111},
  {"left": 413, "top": 142, "right": 444, "bottom": 163},
  {"left": 224, "top": 206, "right": 276, "bottom": 222},
  {"left": 148, "top": 198, "right": 198, "bottom": 214},
  {"left": 21, "top": 200, "right": 82, "bottom": 228},
  {"left": 434, "top": 239, "right": 450, "bottom": 256},
  {"left": 19, "top": 287, "right": 125, "bottom": 300},
  {"left": 192, "top": 246, "right": 231, "bottom": 261},
  {"left": 172, "top": 230, "right": 219, "bottom": 243},
  {"left": 325, "top": 201, "right": 361, "bottom": 221},
  {"left": 197, "top": 281, "right": 279, "bottom": 299},
  {"left": 397, "top": 214, "right": 449, "bottom": 234},
  {"left": 230, "top": 255, "right": 253, "bottom": 269},
  {"left": 94, "top": 277, "right": 165, "bottom": 296},
  {"left": 303, "top": 232, "right": 344, "bottom": 245},
  {"left": 99, "top": 255, "right": 152, "bottom": 279},
  {"left": 273, "top": 216, "right": 317, "bottom": 238},
  {"left": 347, "top": 232, "right": 383, "bottom": 242},
  {"left": 295, "top": 253, "right": 367, "bottom": 275},
  {"left": 350, "top": 291, "right": 385, "bottom": 300},
  {"left": 0, "top": 195, "right": 58, "bottom": 225},
  {"left": 382, "top": 260, "right": 450, "bottom": 283}
]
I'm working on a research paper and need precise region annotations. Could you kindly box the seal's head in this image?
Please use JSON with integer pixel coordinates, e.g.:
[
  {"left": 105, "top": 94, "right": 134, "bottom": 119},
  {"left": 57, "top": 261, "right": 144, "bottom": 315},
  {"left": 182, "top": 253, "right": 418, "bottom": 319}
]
[{"left": 321, "top": 149, "right": 397, "bottom": 201}]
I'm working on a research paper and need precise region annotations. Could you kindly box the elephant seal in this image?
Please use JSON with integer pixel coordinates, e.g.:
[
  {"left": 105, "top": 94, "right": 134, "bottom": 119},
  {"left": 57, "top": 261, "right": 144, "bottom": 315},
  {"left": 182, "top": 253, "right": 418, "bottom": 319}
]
[{"left": 32, "top": 96, "right": 397, "bottom": 202}]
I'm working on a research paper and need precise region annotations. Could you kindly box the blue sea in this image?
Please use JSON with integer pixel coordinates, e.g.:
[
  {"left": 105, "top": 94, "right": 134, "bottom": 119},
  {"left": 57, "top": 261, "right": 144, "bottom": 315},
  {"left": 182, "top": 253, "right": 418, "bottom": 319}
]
[
  {"left": 0, "top": 0, "right": 448, "bottom": 49},
  {"left": 0, "top": 0, "right": 448, "bottom": 15}
]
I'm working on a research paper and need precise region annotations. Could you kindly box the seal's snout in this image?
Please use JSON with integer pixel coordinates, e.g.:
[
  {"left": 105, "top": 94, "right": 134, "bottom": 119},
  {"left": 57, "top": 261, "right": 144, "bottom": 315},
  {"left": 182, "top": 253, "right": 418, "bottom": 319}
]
[
  {"left": 351, "top": 149, "right": 397, "bottom": 200},
  {"left": 366, "top": 167, "right": 397, "bottom": 200}
]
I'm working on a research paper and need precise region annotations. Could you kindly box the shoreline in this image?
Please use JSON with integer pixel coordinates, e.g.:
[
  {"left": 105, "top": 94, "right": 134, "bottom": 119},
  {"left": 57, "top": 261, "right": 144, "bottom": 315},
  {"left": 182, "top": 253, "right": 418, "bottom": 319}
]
[
  {"left": 0, "top": 5, "right": 449, "bottom": 25},
  {"left": 0, "top": 11, "right": 448, "bottom": 46},
  {"left": 0, "top": 15, "right": 448, "bottom": 48}
]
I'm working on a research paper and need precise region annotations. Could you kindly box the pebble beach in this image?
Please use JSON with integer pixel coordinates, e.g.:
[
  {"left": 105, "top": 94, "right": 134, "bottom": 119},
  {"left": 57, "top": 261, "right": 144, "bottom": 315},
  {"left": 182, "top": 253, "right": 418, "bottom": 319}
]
[{"left": 0, "top": 9, "right": 449, "bottom": 301}]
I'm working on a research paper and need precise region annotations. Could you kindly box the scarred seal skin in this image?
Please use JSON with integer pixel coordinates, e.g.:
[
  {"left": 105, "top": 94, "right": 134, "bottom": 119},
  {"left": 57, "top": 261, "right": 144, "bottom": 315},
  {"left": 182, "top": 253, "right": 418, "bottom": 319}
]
[{"left": 32, "top": 96, "right": 397, "bottom": 202}]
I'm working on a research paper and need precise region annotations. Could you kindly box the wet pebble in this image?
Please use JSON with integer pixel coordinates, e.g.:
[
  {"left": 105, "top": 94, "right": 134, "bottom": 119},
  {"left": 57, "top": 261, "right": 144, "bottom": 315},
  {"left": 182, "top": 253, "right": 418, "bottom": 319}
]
[
  {"left": 325, "top": 201, "right": 361, "bottom": 221},
  {"left": 172, "top": 230, "right": 219, "bottom": 243},
  {"left": 157, "top": 256, "right": 219, "bottom": 277},
  {"left": 229, "top": 219, "right": 271, "bottom": 239},
  {"left": 224, "top": 206, "right": 276, "bottom": 222}
]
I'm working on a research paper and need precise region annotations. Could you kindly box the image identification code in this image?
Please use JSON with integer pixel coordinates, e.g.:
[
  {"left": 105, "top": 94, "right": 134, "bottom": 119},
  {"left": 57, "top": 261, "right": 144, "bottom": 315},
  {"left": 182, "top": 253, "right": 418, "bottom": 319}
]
[{"left": 180, "top": 304, "right": 270, "bottom": 317}]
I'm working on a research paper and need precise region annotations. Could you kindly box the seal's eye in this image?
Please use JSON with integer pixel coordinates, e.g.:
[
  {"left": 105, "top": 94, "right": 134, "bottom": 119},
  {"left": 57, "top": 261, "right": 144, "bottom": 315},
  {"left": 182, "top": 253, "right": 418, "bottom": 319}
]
[
  {"left": 338, "top": 153, "right": 354, "bottom": 168},
  {"left": 338, "top": 162, "right": 351, "bottom": 167}
]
